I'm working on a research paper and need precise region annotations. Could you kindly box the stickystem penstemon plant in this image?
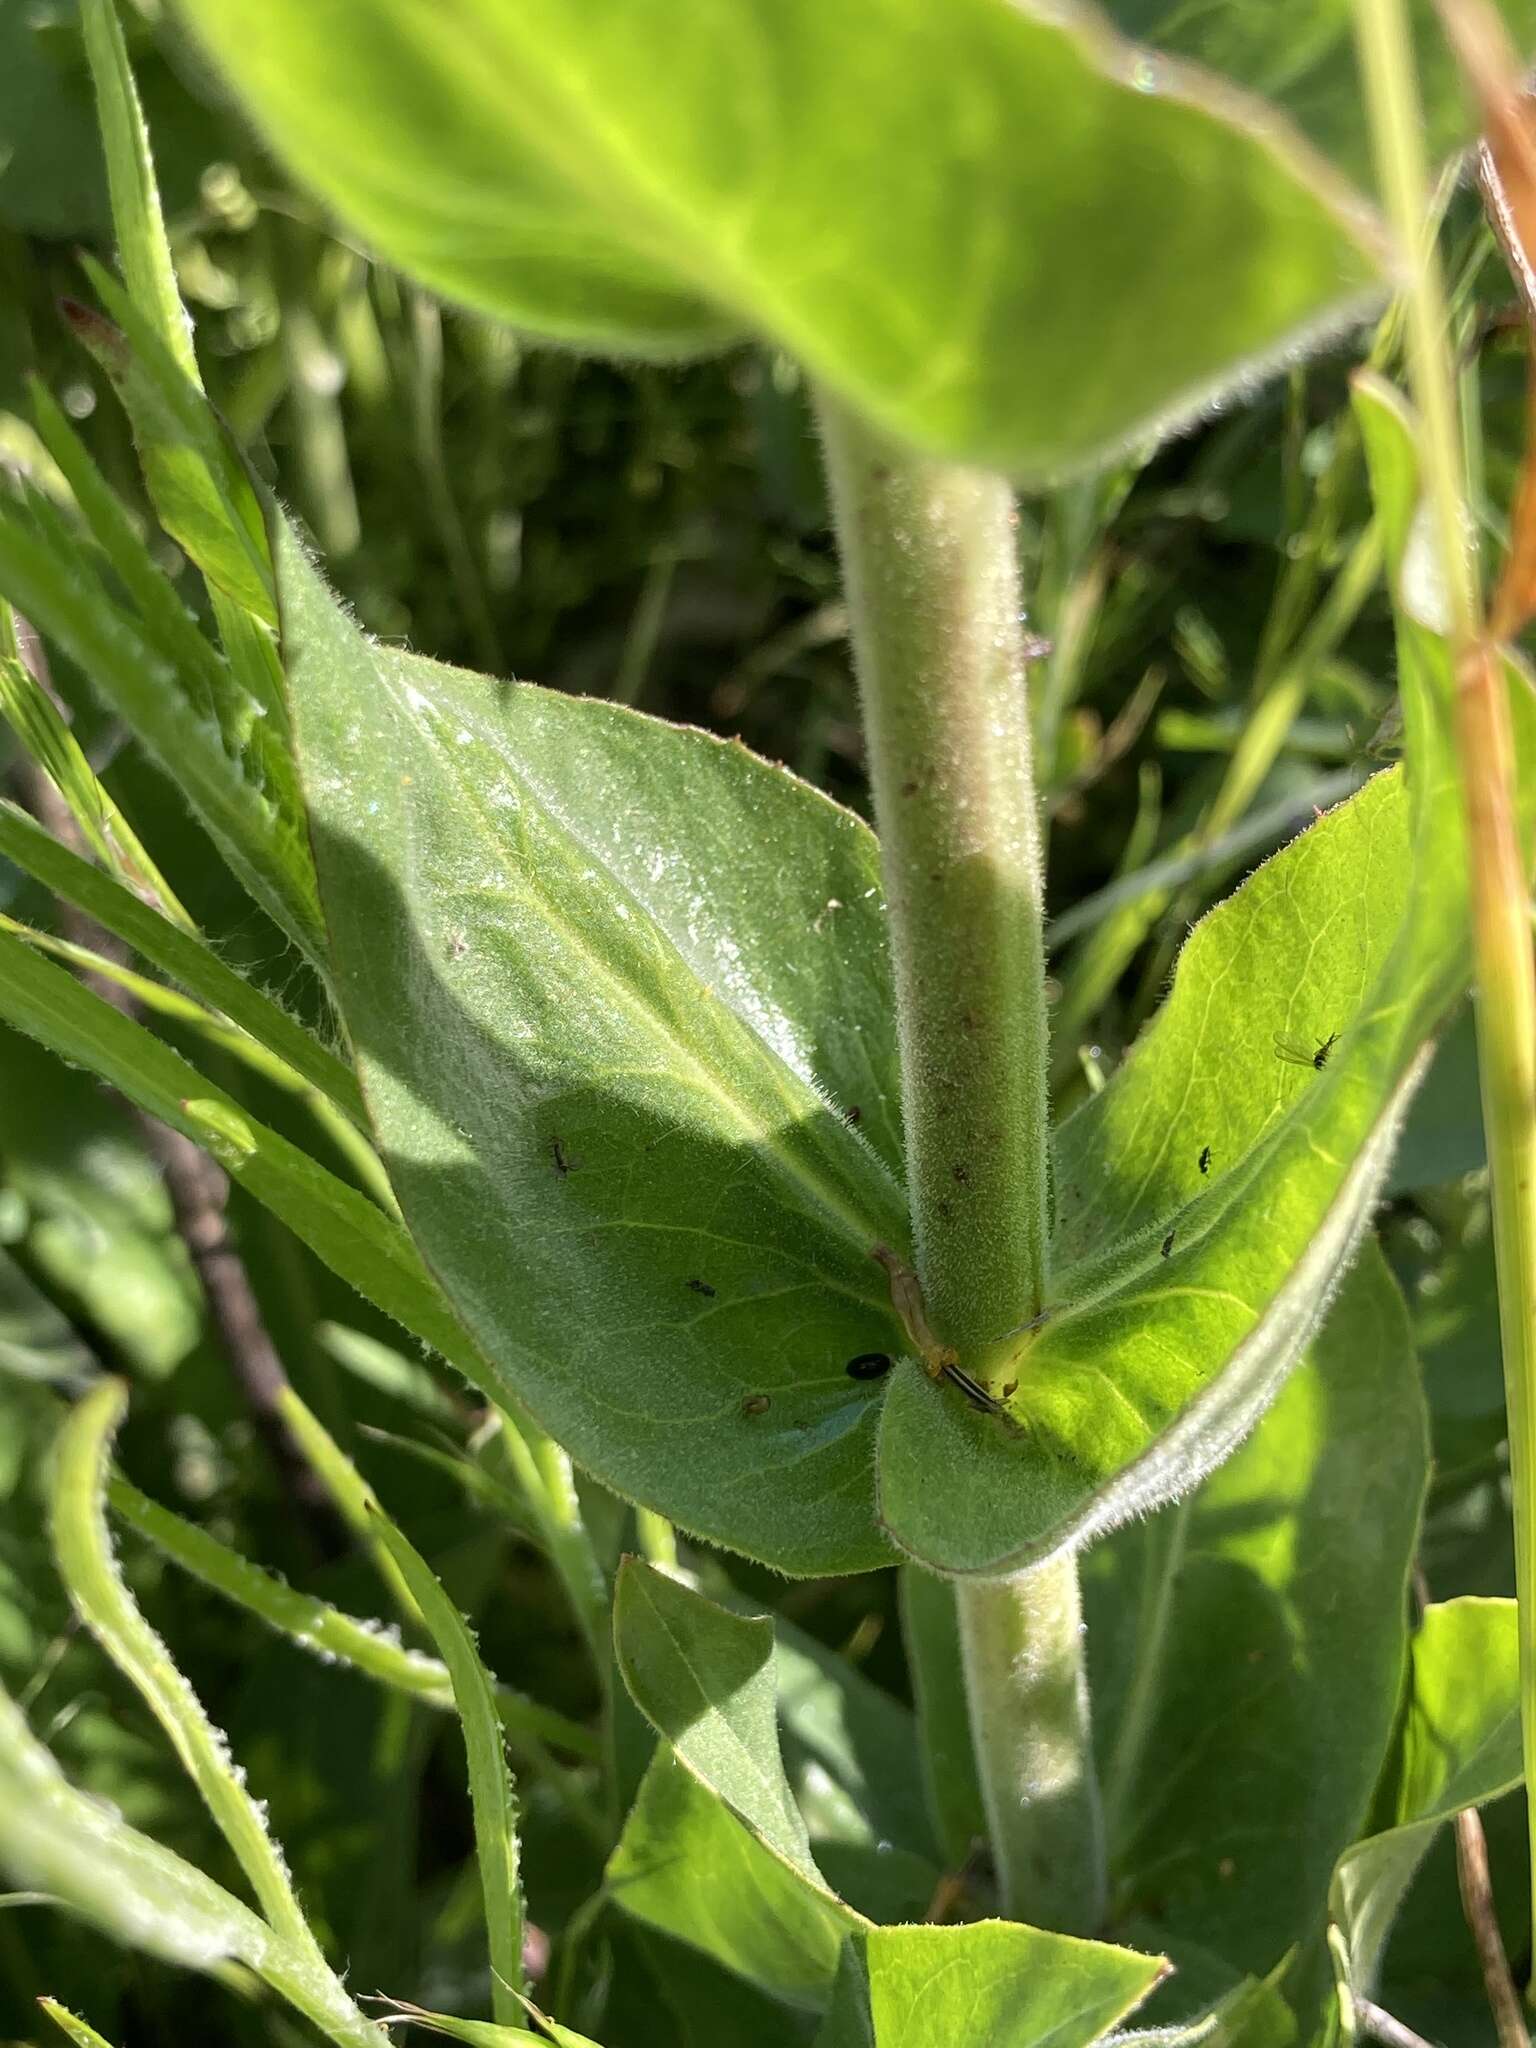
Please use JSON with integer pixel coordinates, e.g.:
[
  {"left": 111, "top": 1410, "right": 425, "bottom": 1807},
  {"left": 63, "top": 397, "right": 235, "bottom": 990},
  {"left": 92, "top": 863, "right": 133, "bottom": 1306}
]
[{"left": 4, "top": 0, "right": 1536, "bottom": 2042}]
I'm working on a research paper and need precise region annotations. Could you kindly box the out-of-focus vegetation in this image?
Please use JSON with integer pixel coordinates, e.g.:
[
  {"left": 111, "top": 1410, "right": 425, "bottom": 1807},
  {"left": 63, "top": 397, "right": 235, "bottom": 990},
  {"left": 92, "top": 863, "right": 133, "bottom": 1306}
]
[{"left": 0, "top": 6, "right": 1529, "bottom": 2046}]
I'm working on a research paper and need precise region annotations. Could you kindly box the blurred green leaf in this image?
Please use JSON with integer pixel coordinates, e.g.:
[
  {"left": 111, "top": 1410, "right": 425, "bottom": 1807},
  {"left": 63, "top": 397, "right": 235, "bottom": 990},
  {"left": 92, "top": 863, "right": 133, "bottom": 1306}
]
[
  {"left": 773, "top": 1612, "right": 938, "bottom": 1868},
  {"left": 897, "top": 1568, "right": 986, "bottom": 1870},
  {"left": 0, "top": 1023, "right": 198, "bottom": 1377},
  {"left": 0, "top": 926, "right": 473, "bottom": 1371},
  {"left": 273, "top": 515, "right": 906, "bottom": 1575},
  {"left": 1083, "top": 1246, "right": 1426, "bottom": 1984},
  {"left": 0, "top": 1248, "right": 94, "bottom": 1389},
  {"left": 1098, "top": 0, "right": 1536, "bottom": 197},
  {"left": 1331, "top": 1597, "right": 1521, "bottom": 1996},
  {"left": 175, "top": 0, "right": 1385, "bottom": 479},
  {"left": 0, "top": 1681, "right": 378, "bottom": 2047}
]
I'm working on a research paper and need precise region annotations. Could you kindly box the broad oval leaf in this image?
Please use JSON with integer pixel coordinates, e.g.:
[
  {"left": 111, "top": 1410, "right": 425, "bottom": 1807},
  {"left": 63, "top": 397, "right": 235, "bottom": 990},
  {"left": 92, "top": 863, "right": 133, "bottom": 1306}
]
[
  {"left": 274, "top": 516, "right": 909, "bottom": 1576},
  {"left": 874, "top": 375, "right": 1491, "bottom": 1575},
  {"left": 175, "top": 0, "right": 1385, "bottom": 479}
]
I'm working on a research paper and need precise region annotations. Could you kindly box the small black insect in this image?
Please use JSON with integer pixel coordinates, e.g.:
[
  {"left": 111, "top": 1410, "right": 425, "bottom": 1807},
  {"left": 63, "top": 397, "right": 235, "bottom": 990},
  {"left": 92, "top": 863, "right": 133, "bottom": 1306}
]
[
  {"left": 551, "top": 1136, "right": 572, "bottom": 1177},
  {"left": 1161, "top": 1228, "right": 1175, "bottom": 1258},
  {"left": 741, "top": 1393, "right": 771, "bottom": 1417},
  {"left": 846, "top": 1351, "right": 895, "bottom": 1381},
  {"left": 1274, "top": 1029, "right": 1339, "bottom": 1071},
  {"left": 1198, "top": 1145, "right": 1212, "bottom": 1176},
  {"left": 843, "top": 1104, "right": 863, "bottom": 1126},
  {"left": 941, "top": 1360, "right": 1005, "bottom": 1416},
  {"left": 687, "top": 1278, "right": 717, "bottom": 1298}
]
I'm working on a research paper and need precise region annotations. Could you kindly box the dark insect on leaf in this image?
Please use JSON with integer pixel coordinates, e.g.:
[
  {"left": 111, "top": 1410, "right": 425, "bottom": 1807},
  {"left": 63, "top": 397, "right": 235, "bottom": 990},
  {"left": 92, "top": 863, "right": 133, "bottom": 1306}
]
[
  {"left": 846, "top": 1351, "right": 895, "bottom": 1380},
  {"left": 741, "top": 1393, "right": 771, "bottom": 1417},
  {"left": 941, "top": 1361, "right": 1005, "bottom": 1415},
  {"left": 687, "top": 1278, "right": 717, "bottom": 1297},
  {"left": 1161, "top": 1228, "right": 1175, "bottom": 1258},
  {"left": 1198, "top": 1144, "right": 1212, "bottom": 1174},
  {"left": 1274, "top": 1029, "right": 1338, "bottom": 1070}
]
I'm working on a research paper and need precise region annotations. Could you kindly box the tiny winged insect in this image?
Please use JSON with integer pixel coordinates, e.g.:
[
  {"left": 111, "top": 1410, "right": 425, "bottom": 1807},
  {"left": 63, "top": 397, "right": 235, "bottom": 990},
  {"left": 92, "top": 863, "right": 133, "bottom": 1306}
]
[{"left": 1273, "top": 1029, "right": 1339, "bottom": 1071}]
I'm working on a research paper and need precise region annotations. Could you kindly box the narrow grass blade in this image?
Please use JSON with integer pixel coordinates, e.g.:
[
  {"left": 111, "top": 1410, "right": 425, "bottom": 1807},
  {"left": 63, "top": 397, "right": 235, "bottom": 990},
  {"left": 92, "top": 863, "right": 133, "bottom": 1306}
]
[
  {"left": 78, "top": 0, "right": 196, "bottom": 382},
  {"left": 37, "top": 1999, "right": 118, "bottom": 2048},
  {"left": 107, "top": 1472, "right": 598, "bottom": 1760},
  {"left": 0, "top": 643, "right": 186, "bottom": 925},
  {"left": 0, "top": 923, "right": 474, "bottom": 1371},
  {"left": 370, "top": 1512, "right": 526, "bottom": 2016},
  {"left": 274, "top": 1387, "right": 423, "bottom": 1627},
  {"left": 50, "top": 1381, "right": 323, "bottom": 1957},
  {"left": 0, "top": 799, "right": 364, "bottom": 1123}
]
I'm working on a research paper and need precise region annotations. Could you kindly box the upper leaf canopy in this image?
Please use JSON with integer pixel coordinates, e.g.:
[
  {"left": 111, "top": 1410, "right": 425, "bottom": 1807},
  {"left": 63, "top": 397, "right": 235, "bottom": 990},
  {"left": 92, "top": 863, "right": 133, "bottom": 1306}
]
[{"left": 174, "top": 0, "right": 1392, "bottom": 479}]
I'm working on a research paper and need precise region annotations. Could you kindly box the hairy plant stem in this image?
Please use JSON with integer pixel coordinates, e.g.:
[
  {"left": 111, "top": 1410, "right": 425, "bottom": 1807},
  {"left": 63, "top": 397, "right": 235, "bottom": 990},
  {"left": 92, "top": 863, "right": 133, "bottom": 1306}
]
[
  {"left": 1353, "top": 0, "right": 1536, "bottom": 1992},
  {"left": 818, "top": 395, "right": 1103, "bottom": 1932},
  {"left": 956, "top": 1556, "right": 1104, "bottom": 1932}
]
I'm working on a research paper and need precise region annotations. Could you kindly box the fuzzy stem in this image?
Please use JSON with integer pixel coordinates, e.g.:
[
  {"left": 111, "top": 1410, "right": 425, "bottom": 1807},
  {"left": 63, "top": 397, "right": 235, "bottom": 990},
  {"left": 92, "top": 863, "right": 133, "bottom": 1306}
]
[
  {"left": 1353, "top": 0, "right": 1536, "bottom": 1992},
  {"left": 955, "top": 1556, "right": 1105, "bottom": 1931},
  {"left": 819, "top": 395, "right": 1101, "bottom": 1930},
  {"left": 817, "top": 397, "right": 1049, "bottom": 1364}
]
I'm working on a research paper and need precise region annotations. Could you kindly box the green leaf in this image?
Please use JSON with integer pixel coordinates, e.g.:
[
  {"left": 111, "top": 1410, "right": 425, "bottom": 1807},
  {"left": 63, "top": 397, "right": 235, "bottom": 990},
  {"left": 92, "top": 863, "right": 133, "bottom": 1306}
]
[
  {"left": 0, "top": 1248, "right": 95, "bottom": 1389},
  {"left": 1331, "top": 1597, "right": 1521, "bottom": 1995},
  {"left": 614, "top": 1559, "right": 823, "bottom": 1886},
  {"left": 1083, "top": 1246, "right": 1427, "bottom": 1982},
  {"left": 273, "top": 516, "right": 908, "bottom": 1576},
  {"left": 811, "top": 1920, "right": 1165, "bottom": 2048},
  {"left": 175, "top": 0, "right": 1386, "bottom": 480},
  {"left": 49, "top": 1381, "right": 328, "bottom": 1958},
  {"left": 612, "top": 1647, "right": 1162, "bottom": 2029},
  {"left": 107, "top": 1472, "right": 596, "bottom": 1760},
  {"left": 873, "top": 372, "right": 1497, "bottom": 1576},
  {"left": 38, "top": 2000, "right": 119, "bottom": 2048},
  {"left": 371, "top": 1510, "right": 526, "bottom": 2017},
  {"left": 0, "top": 1024, "right": 199, "bottom": 1378},
  {"left": 1097, "top": 0, "right": 1536, "bottom": 198},
  {"left": 606, "top": 1751, "right": 861, "bottom": 2010},
  {"left": 0, "top": 924, "right": 473, "bottom": 1371},
  {"left": 0, "top": 1683, "right": 378, "bottom": 2048},
  {"left": 773, "top": 1612, "right": 938, "bottom": 1868},
  {"left": 0, "top": 798, "right": 365, "bottom": 1125}
]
